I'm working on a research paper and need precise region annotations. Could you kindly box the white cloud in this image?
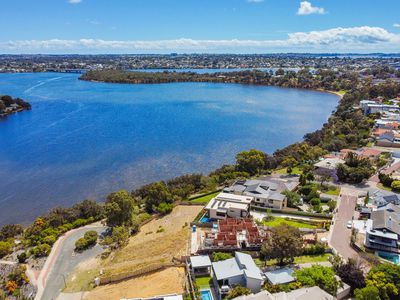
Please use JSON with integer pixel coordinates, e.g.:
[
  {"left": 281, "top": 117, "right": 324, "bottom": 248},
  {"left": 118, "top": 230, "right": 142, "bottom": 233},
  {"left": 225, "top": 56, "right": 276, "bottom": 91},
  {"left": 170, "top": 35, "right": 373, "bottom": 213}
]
[
  {"left": 297, "top": 1, "right": 325, "bottom": 15},
  {"left": 88, "top": 20, "right": 101, "bottom": 25},
  {"left": 68, "top": 0, "right": 82, "bottom": 4},
  {"left": 247, "top": 0, "right": 264, "bottom": 3},
  {"left": 1, "top": 26, "right": 400, "bottom": 54},
  {"left": 394, "top": 23, "right": 400, "bottom": 28}
]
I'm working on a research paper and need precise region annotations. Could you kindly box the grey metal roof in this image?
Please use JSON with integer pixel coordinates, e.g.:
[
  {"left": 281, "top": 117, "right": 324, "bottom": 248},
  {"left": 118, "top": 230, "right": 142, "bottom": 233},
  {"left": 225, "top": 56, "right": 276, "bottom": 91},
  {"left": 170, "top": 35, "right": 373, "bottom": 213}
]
[
  {"left": 212, "top": 258, "right": 243, "bottom": 280},
  {"left": 190, "top": 255, "right": 212, "bottom": 268},
  {"left": 226, "top": 178, "right": 298, "bottom": 204},
  {"left": 383, "top": 195, "right": 400, "bottom": 205},
  {"left": 264, "top": 268, "right": 295, "bottom": 285},
  {"left": 212, "top": 252, "right": 263, "bottom": 281},
  {"left": 371, "top": 209, "right": 400, "bottom": 236},
  {"left": 235, "top": 252, "right": 263, "bottom": 280}
]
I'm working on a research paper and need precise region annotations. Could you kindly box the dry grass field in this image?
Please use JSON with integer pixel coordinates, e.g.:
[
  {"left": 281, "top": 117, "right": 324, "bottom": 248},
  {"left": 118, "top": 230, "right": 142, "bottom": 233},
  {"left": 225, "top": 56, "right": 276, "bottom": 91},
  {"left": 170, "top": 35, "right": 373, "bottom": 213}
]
[
  {"left": 84, "top": 267, "right": 186, "bottom": 300},
  {"left": 68, "top": 205, "right": 202, "bottom": 298}
]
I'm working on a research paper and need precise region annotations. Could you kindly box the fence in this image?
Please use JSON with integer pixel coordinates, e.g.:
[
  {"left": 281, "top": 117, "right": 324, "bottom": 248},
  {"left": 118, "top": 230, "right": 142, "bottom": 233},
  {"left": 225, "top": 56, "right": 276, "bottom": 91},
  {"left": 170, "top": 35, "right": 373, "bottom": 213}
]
[{"left": 99, "top": 262, "right": 183, "bottom": 285}]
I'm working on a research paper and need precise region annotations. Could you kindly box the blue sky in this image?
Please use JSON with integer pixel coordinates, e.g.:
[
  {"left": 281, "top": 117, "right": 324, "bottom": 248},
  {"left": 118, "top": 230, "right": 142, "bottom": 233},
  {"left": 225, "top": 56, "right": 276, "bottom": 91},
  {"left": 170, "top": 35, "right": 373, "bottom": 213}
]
[{"left": 1, "top": 0, "right": 400, "bottom": 53}]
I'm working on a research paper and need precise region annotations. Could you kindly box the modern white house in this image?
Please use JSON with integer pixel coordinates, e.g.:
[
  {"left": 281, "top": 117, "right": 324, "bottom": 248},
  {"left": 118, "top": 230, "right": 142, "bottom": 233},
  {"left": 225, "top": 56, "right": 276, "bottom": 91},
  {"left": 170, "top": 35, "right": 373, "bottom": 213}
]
[
  {"left": 212, "top": 252, "right": 264, "bottom": 299},
  {"left": 223, "top": 178, "right": 298, "bottom": 210},
  {"left": 189, "top": 255, "right": 212, "bottom": 276},
  {"left": 361, "top": 100, "right": 400, "bottom": 115},
  {"left": 205, "top": 193, "right": 253, "bottom": 220},
  {"left": 365, "top": 204, "right": 400, "bottom": 254}
]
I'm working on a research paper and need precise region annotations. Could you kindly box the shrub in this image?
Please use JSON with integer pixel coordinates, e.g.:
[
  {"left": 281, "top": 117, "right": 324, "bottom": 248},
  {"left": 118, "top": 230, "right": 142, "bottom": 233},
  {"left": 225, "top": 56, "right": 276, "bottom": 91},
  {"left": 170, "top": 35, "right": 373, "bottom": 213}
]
[
  {"left": 379, "top": 172, "right": 394, "bottom": 187},
  {"left": 0, "top": 241, "right": 12, "bottom": 258},
  {"left": 72, "top": 218, "right": 89, "bottom": 229},
  {"left": 74, "top": 230, "right": 98, "bottom": 251},
  {"left": 17, "top": 252, "right": 27, "bottom": 263},
  {"left": 226, "top": 285, "right": 251, "bottom": 299},
  {"left": 391, "top": 180, "right": 400, "bottom": 192},
  {"left": 310, "top": 198, "right": 321, "bottom": 206},
  {"left": 212, "top": 252, "right": 233, "bottom": 262},
  {"left": 303, "top": 243, "right": 326, "bottom": 255},
  {"left": 295, "top": 265, "right": 340, "bottom": 295},
  {"left": 0, "top": 224, "right": 23, "bottom": 241},
  {"left": 42, "top": 235, "right": 57, "bottom": 246},
  {"left": 156, "top": 202, "right": 173, "bottom": 215},
  {"left": 102, "top": 226, "right": 129, "bottom": 249},
  {"left": 30, "top": 244, "right": 51, "bottom": 257}
]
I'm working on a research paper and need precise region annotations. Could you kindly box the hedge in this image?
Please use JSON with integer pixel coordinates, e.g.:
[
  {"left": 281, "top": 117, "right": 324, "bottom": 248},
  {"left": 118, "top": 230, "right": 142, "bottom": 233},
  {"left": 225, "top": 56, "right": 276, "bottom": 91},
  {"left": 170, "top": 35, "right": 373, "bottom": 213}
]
[
  {"left": 187, "top": 189, "right": 223, "bottom": 201},
  {"left": 251, "top": 206, "right": 332, "bottom": 219}
]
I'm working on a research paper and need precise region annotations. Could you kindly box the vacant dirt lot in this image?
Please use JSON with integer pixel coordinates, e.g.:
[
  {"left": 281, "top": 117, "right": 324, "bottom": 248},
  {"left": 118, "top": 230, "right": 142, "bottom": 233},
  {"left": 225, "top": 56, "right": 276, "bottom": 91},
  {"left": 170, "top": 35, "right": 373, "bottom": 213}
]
[
  {"left": 78, "top": 205, "right": 201, "bottom": 298},
  {"left": 84, "top": 267, "right": 185, "bottom": 300},
  {"left": 102, "top": 205, "right": 202, "bottom": 275}
]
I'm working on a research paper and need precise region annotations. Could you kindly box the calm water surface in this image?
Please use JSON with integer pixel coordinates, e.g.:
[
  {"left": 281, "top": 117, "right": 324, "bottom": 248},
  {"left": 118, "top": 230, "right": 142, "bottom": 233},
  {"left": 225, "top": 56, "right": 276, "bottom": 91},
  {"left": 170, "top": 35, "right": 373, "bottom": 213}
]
[{"left": 0, "top": 73, "right": 338, "bottom": 224}]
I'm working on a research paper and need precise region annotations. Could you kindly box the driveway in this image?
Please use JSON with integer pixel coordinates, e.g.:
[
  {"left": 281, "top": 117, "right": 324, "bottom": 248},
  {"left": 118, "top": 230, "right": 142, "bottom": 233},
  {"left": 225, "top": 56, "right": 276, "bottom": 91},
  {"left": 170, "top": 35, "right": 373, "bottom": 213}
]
[
  {"left": 329, "top": 188, "right": 360, "bottom": 260},
  {"left": 36, "top": 224, "right": 108, "bottom": 300}
]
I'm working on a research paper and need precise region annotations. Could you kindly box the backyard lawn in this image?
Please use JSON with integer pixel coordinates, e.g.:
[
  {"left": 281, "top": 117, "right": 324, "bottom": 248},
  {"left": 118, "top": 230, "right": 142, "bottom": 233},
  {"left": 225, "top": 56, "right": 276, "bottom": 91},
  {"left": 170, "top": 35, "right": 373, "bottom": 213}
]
[
  {"left": 275, "top": 167, "right": 303, "bottom": 175},
  {"left": 254, "top": 253, "right": 331, "bottom": 267},
  {"left": 195, "top": 276, "right": 212, "bottom": 289},
  {"left": 190, "top": 191, "right": 220, "bottom": 204},
  {"left": 263, "top": 217, "right": 318, "bottom": 229},
  {"left": 324, "top": 187, "right": 340, "bottom": 196}
]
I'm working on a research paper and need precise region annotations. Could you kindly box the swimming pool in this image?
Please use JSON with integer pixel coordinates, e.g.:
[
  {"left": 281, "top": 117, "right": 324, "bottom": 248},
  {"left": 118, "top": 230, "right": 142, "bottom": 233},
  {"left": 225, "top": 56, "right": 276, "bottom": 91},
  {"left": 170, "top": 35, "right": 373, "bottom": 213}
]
[
  {"left": 378, "top": 251, "right": 400, "bottom": 264},
  {"left": 201, "top": 289, "right": 213, "bottom": 300},
  {"left": 200, "top": 216, "right": 211, "bottom": 223}
]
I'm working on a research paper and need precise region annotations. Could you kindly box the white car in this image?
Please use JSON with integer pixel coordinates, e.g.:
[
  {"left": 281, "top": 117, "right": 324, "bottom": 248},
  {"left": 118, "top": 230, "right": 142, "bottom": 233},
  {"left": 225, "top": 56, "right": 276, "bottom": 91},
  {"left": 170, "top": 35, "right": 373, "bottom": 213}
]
[{"left": 346, "top": 220, "right": 352, "bottom": 229}]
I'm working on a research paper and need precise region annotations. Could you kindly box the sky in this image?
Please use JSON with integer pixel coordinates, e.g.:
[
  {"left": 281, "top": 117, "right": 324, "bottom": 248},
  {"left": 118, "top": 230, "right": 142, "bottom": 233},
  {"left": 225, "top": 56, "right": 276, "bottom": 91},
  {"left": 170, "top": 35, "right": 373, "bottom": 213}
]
[{"left": 1, "top": 0, "right": 400, "bottom": 54}]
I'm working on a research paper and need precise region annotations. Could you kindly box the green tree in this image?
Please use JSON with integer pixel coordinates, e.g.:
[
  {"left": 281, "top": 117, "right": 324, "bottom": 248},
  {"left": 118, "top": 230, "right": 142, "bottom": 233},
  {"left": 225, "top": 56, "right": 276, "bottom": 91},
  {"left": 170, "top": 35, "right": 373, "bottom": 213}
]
[
  {"left": 364, "top": 192, "right": 370, "bottom": 206},
  {"left": 327, "top": 200, "right": 337, "bottom": 212},
  {"left": 283, "top": 190, "right": 301, "bottom": 207},
  {"left": 235, "top": 149, "right": 265, "bottom": 176},
  {"left": 155, "top": 202, "right": 174, "bottom": 215},
  {"left": 106, "top": 226, "right": 130, "bottom": 249},
  {"left": 295, "top": 265, "right": 340, "bottom": 295},
  {"left": 0, "top": 224, "right": 23, "bottom": 241},
  {"left": 226, "top": 285, "right": 251, "bottom": 299},
  {"left": 0, "top": 241, "right": 12, "bottom": 258},
  {"left": 75, "top": 231, "right": 98, "bottom": 251},
  {"left": 355, "top": 285, "right": 381, "bottom": 300},
  {"left": 105, "top": 190, "right": 137, "bottom": 227},
  {"left": 135, "top": 182, "right": 173, "bottom": 213},
  {"left": 334, "top": 258, "right": 365, "bottom": 292},
  {"left": 391, "top": 180, "right": 400, "bottom": 192},
  {"left": 363, "top": 263, "right": 400, "bottom": 300},
  {"left": 212, "top": 252, "right": 233, "bottom": 262},
  {"left": 261, "top": 224, "right": 303, "bottom": 265}
]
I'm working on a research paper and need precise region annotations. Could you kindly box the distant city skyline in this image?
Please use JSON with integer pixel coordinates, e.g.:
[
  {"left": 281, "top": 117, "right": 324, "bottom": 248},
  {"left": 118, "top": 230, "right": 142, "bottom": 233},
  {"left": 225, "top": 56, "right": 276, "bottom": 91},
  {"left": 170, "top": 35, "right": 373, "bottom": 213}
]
[{"left": 2, "top": 0, "right": 400, "bottom": 54}]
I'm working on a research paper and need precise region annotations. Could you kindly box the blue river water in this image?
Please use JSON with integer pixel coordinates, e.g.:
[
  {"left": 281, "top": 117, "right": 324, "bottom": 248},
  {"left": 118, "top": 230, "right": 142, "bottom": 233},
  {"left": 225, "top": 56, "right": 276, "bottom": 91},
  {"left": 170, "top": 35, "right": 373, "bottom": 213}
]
[{"left": 0, "top": 72, "right": 338, "bottom": 225}]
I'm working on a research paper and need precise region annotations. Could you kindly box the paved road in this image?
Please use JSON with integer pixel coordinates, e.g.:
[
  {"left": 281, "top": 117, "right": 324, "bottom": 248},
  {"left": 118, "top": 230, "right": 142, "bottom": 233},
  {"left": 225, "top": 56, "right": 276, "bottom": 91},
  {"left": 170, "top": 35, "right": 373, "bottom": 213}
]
[
  {"left": 37, "top": 224, "right": 108, "bottom": 300},
  {"left": 330, "top": 189, "right": 360, "bottom": 260}
]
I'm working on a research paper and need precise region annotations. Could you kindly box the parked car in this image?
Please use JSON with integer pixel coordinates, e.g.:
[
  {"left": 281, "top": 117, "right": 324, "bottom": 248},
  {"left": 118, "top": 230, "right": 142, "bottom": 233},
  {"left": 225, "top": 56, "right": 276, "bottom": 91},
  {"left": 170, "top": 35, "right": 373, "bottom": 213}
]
[{"left": 346, "top": 220, "right": 352, "bottom": 229}]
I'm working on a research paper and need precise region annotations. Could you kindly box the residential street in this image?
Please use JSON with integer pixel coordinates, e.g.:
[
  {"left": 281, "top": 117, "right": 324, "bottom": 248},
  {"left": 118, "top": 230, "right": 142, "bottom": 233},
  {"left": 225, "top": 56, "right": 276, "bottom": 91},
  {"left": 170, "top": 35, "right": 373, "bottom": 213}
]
[
  {"left": 35, "top": 224, "right": 108, "bottom": 300},
  {"left": 329, "top": 188, "right": 359, "bottom": 260}
]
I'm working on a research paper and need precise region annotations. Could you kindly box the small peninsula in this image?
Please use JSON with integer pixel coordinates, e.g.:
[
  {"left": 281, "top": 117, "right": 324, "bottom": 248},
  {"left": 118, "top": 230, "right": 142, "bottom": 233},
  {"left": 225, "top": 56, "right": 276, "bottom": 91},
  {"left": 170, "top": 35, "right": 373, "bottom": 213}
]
[{"left": 0, "top": 95, "right": 31, "bottom": 117}]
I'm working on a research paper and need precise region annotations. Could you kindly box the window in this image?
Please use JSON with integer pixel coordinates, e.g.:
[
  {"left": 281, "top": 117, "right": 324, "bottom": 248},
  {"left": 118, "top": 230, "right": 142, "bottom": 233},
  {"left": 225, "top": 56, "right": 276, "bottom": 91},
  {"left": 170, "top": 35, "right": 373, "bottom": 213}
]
[{"left": 216, "top": 211, "right": 226, "bottom": 217}]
